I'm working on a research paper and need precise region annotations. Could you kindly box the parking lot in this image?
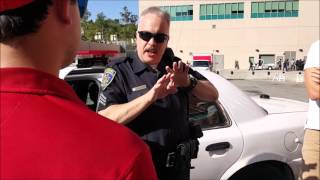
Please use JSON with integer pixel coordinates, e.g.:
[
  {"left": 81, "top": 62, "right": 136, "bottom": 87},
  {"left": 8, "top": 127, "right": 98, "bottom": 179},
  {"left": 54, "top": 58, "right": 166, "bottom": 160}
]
[{"left": 228, "top": 79, "right": 308, "bottom": 102}]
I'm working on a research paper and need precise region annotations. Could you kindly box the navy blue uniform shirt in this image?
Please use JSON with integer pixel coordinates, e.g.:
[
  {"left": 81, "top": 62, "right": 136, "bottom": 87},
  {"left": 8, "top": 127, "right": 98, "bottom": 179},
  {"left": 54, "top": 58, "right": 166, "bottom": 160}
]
[{"left": 97, "top": 51, "right": 205, "bottom": 150}]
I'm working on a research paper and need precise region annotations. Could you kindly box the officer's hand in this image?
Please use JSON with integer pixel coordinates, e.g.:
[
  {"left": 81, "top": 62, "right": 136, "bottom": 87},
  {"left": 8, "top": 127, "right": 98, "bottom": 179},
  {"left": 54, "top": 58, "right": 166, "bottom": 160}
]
[
  {"left": 166, "top": 61, "right": 190, "bottom": 88},
  {"left": 148, "top": 74, "right": 177, "bottom": 102}
]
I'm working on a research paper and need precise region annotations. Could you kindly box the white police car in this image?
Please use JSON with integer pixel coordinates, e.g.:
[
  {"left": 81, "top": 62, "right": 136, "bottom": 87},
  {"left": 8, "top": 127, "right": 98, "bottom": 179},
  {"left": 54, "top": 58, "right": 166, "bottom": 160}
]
[{"left": 60, "top": 66, "right": 307, "bottom": 180}]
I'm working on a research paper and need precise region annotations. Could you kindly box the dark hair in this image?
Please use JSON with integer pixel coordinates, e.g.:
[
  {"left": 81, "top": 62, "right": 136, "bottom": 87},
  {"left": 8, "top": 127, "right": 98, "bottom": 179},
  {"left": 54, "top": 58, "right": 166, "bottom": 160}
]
[{"left": 0, "top": 0, "right": 53, "bottom": 43}]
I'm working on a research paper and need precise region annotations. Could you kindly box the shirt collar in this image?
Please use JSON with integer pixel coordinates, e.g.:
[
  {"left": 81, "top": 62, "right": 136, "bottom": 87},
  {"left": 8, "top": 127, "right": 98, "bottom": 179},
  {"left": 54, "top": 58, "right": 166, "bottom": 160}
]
[
  {"left": 0, "top": 67, "right": 82, "bottom": 103},
  {"left": 130, "top": 52, "right": 156, "bottom": 74}
]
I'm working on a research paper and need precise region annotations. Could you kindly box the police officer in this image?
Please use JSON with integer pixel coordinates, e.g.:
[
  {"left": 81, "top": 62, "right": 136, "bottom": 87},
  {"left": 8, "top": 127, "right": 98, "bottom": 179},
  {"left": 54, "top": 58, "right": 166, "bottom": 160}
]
[
  {"left": 0, "top": 0, "right": 157, "bottom": 179},
  {"left": 97, "top": 6, "right": 219, "bottom": 179}
]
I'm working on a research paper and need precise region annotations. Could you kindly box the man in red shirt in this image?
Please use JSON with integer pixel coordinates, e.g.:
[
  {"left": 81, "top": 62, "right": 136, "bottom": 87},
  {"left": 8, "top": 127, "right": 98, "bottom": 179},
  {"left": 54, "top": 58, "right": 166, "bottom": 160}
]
[{"left": 0, "top": 0, "right": 157, "bottom": 179}]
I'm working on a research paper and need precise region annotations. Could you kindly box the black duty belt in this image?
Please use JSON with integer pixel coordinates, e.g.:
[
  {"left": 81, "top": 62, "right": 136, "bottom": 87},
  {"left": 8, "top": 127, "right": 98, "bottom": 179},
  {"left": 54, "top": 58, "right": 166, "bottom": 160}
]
[
  {"left": 143, "top": 123, "right": 202, "bottom": 169},
  {"left": 165, "top": 139, "right": 199, "bottom": 168}
]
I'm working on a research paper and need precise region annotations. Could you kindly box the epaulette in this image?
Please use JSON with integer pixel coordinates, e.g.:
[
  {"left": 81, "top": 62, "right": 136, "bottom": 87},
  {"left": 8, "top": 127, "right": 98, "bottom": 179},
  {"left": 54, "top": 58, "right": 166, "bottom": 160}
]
[{"left": 107, "top": 55, "right": 129, "bottom": 67}]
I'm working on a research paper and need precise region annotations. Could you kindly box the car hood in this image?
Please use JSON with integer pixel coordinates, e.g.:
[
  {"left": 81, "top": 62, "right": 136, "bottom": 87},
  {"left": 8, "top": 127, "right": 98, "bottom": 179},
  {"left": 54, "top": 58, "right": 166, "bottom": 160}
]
[{"left": 251, "top": 96, "right": 308, "bottom": 114}]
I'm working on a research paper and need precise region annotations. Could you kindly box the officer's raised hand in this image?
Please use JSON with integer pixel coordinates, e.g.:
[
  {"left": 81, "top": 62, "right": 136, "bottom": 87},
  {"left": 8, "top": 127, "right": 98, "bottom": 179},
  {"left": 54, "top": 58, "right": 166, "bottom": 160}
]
[
  {"left": 147, "top": 73, "right": 177, "bottom": 102},
  {"left": 165, "top": 61, "right": 190, "bottom": 88}
]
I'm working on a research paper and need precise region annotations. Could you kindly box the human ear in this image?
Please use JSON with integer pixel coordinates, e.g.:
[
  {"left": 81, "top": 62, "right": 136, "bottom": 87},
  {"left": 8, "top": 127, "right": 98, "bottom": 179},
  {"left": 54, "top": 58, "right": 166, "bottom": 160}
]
[{"left": 54, "top": 0, "right": 72, "bottom": 24}]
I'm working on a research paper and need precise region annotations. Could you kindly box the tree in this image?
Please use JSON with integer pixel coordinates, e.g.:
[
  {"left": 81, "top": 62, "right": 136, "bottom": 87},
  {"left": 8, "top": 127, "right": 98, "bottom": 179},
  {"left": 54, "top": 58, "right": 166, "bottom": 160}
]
[
  {"left": 95, "top": 12, "right": 107, "bottom": 42},
  {"left": 120, "top": 6, "right": 138, "bottom": 25},
  {"left": 80, "top": 9, "right": 137, "bottom": 43},
  {"left": 129, "top": 14, "right": 138, "bottom": 24},
  {"left": 120, "top": 6, "right": 131, "bottom": 24},
  {"left": 81, "top": 10, "right": 95, "bottom": 41},
  {"left": 82, "top": 10, "right": 91, "bottom": 22},
  {"left": 118, "top": 6, "right": 138, "bottom": 41},
  {"left": 119, "top": 24, "right": 137, "bottom": 41}
]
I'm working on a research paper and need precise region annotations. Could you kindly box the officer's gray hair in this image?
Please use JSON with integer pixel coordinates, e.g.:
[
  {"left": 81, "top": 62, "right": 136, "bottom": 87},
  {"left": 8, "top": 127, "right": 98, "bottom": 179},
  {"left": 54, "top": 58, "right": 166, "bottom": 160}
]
[{"left": 139, "top": 6, "right": 170, "bottom": 26}]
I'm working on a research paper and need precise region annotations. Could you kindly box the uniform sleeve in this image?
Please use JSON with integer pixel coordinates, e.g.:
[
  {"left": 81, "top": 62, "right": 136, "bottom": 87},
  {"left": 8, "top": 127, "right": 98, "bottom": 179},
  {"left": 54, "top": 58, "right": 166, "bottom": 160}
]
[
  {"left": 97, "top": 67, "right": 127, "bottom": 111},
  {"left": 124, "top": 146, "right": 158, "bottom": 180}
]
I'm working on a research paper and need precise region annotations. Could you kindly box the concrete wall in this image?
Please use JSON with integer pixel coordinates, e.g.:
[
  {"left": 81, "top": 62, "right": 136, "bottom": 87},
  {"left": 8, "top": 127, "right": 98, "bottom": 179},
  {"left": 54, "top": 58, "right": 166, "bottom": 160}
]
[{"left": 139, "top": 0, "right": 320, "bottom": 70}]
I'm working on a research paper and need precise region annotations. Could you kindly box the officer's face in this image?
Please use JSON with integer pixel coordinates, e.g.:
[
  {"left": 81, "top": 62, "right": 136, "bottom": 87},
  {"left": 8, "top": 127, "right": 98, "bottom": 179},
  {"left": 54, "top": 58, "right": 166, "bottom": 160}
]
[{"left": 136, "top": 13, "right": 169, "bottom": 66}]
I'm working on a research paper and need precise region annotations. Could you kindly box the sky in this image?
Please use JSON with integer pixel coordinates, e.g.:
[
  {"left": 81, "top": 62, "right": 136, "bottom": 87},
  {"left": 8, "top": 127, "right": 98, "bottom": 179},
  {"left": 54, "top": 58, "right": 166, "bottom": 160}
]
[{"left": 87, "top": 0, "right": 139, "bottom": 20}]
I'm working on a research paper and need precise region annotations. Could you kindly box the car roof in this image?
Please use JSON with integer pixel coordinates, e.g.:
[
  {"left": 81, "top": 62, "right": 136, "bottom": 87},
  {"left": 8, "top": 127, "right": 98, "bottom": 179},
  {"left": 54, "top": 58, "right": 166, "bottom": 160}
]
[
  {"left": 68, "top": 66, "right": 105, "bottom": 75},
  {"left": 197, "top": 70, "right": 267, "bottom": 123}
]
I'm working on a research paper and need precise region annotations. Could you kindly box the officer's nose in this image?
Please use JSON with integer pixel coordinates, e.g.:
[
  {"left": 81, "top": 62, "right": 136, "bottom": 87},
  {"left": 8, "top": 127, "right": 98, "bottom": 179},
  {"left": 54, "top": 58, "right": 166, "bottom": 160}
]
[{"left": 147, "top": 37, "right": 157, "bottom": 45}]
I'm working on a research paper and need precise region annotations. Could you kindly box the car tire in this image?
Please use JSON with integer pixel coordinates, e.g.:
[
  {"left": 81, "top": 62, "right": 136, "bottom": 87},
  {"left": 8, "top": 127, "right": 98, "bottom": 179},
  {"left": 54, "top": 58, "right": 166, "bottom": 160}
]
[
  {"left": 268, "top": 67, "right": 272, "bottom": 70},
  {"left": 229, "top": 163, "right": 292, "bottom": 180}
]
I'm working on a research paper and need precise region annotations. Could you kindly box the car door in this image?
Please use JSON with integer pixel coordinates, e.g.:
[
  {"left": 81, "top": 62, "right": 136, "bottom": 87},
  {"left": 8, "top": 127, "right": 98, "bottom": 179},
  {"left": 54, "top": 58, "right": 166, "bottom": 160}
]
[
  {"left": 66, "top": 78, "right": 101, "bottom": 112},
  {"left": 190, "top": 96, "right": 244, "bottom": 180}
]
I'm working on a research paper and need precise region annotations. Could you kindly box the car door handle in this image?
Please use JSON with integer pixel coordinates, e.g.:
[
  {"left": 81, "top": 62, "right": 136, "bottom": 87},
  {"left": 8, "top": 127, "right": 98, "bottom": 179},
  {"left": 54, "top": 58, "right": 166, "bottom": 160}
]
[{"left": 205, "top": 142, "right": 230, "bottom": 151}]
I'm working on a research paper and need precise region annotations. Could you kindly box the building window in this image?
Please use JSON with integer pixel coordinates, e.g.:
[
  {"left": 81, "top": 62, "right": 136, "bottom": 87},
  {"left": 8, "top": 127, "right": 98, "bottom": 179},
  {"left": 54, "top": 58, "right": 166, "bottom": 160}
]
[
  {"left": 251, "top": 0, "right": 299, "bottom": 18},
  {"left": 200, "top": 2, "right": 244, "bottom": 20},
  {"left": 160, "top": 5, "right": 193, "bottom": 21}
]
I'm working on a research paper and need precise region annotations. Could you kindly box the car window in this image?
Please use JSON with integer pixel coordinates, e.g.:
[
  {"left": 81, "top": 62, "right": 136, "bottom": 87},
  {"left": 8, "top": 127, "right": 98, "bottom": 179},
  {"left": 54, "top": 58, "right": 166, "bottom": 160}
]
[
  {"left": 67, "top": 80, "right": 100, "bottom": 111},
  {"left": 189, "top": 94, "right": 229, "bottom": 131},
  {"left": 66, "top": 74, "right": 230, "bottom": 130},
  {"left": 193, "top": 61, "right": 209, "bottom": 67}
]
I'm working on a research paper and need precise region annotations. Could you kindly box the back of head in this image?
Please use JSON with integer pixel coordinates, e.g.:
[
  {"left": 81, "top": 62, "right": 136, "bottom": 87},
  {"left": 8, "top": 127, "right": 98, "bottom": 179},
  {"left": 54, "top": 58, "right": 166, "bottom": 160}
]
[
  {"left": 0, "top": 0, "right": 82, "bottom": 74},
  {"left": 0, "top": 0, "right": 53, "bottom": 43}
]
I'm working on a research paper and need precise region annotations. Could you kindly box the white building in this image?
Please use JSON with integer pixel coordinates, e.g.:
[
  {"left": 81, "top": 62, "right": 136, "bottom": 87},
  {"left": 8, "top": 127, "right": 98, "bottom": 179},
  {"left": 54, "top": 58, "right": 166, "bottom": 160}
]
[{"left": 139, "top": 0, "right": 319, "bottom": 70}]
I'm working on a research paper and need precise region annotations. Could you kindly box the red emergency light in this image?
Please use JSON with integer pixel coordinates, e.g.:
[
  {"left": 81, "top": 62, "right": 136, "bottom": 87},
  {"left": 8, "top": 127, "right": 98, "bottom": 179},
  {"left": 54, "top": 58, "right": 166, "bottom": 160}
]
[
  {"left": 77, "top": 50, "right": 119, "bottom": 57},
  {"left": 193, "top": 55, "right": 212, "bottom": 61}
]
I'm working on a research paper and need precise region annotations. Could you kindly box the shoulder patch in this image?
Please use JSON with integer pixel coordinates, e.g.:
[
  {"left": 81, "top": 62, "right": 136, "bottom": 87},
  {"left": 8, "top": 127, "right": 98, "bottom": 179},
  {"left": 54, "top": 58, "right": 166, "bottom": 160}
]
[{"left": 101, "top": 68, "right": 116, "bottom": 91}]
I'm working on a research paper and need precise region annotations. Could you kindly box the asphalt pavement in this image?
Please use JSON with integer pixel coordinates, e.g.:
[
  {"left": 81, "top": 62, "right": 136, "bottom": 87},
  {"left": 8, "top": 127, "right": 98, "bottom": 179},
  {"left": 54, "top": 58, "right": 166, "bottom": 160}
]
[{"left": 228, "top": 79, "right": 308, "bottom": 102}]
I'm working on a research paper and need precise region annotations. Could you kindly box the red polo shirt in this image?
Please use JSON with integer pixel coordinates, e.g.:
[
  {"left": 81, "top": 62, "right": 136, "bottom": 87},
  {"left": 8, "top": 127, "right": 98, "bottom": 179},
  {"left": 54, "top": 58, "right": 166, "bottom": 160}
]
[{"left": 0, "top": 67, "right": 157, "bottom": 180}]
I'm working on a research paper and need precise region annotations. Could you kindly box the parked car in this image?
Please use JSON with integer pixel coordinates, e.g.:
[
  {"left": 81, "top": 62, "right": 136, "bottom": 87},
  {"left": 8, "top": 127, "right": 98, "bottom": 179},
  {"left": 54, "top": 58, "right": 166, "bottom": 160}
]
[
  {"left": 262, "top": 63, "right": 277, "bottom": 70},
  {"left": 60, "top": 64, "right": 307, "bottom": 180},
  {"left": 253, "top": 58, "right": 277, "bottom": 70}
]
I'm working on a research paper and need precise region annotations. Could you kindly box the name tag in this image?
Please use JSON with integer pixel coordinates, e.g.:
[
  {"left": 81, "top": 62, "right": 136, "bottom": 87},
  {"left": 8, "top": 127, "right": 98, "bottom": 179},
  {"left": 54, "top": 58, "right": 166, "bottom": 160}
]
[{"left": 132, "top": 85, "right": 147, "bottom": 92}]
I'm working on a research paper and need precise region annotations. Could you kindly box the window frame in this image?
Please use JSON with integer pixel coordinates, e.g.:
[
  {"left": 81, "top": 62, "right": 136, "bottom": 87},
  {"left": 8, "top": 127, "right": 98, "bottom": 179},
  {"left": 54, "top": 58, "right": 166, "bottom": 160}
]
[
  {"left": 251, "top": 0, "right": 298, "bottom": 18},
  {"left": 218, "top": 3, "right": 226, "bottom": 19},
  {"left": 189, "top": 97, "right": 232, "bottom": 131},
  {"left": 200, "top": 2, "right": 244, "bottom": 20},
  {"left": 66, "top": 77, "right": 102, "bottom": 112},
  {"left": 159, "top": 5, "right": 193, "bottom": 21}
]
